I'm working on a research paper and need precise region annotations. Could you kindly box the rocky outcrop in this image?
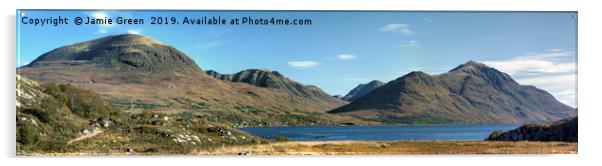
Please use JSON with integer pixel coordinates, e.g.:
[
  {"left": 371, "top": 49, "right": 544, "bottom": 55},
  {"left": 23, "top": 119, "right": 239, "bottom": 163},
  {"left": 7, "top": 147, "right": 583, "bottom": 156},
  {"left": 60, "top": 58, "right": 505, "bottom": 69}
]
[{"left": 486, "top": 117, "right": 577, "bottom": 142}]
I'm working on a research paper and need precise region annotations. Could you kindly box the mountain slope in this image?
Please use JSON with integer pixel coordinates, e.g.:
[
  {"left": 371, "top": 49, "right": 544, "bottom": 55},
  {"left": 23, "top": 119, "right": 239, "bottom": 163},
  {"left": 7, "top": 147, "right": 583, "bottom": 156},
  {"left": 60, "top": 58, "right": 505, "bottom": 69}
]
[
  {"left": 205, "top": 69, "right": 342, "bottom": 103},
  {"left": 487, "top": 117, "right": 577, "bottom": 142},
  {"left": 329, "top": 61, "right": 576, "bottom": 124},
  {"left": 342, "top": 80, "right": 384, "bottom": 101},
  {"left": 19, "top": 34, "right": 358, "bottom": 127}
]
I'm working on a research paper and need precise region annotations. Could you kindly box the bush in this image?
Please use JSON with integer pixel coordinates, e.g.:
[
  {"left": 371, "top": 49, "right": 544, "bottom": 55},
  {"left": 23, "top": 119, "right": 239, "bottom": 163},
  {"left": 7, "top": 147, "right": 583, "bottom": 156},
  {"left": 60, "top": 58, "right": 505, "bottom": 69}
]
[
  {"left": 275, "top": 135, "right": 289, "bottom": 142},
  {"left": 486, "top": 130, "right": 505, "bottom": 140},
  {"left": 17, "top": 123, "right": 39, "bottom": 146}
]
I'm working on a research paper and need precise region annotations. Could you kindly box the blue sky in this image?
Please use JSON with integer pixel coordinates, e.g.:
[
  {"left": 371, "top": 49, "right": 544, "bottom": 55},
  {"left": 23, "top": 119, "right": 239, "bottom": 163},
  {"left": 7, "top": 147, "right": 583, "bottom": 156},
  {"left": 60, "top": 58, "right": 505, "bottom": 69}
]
[{"left": 17, "top": 10, "right": 577, "bottom": 107}]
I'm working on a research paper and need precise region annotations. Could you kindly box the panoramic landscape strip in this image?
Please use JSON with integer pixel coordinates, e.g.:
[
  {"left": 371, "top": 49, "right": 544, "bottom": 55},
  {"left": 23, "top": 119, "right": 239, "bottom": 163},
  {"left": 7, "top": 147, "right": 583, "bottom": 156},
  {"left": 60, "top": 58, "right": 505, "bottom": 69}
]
[{"left": 16, "top": 10, "right": 577, "bottom": 155}]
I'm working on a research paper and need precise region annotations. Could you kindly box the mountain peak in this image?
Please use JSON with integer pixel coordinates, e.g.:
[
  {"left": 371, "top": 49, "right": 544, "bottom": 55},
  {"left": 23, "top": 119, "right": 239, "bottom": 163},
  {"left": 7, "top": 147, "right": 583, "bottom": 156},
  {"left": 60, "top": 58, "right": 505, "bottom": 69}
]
[
  {"left": 206, "top": 69, "right": 338, "bottom": 101},
  {"left": 25, "top": 34, "right": 199, "bottom": 73},
  {"left": 367, "top": 80, "right": 384, "bottom": 85},
  {"left": 342, "top": 80, "right": 385, "bottom": 101},
  {"left": 449, "top": 60, "right": 488, "bottom": 72},
  {"left": 100, "top": 34, "right": 167, "bottom": 47},
  {"left": 404, "top": 71, "right": 431, "bottom": 78}
]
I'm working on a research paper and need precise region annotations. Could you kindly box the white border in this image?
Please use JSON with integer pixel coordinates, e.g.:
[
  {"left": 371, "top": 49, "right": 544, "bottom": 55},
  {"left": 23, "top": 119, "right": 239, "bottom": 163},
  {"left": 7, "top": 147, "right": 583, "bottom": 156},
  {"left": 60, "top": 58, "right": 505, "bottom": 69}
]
[{"left": 2, "top": 0, "right": 601, "bottom": 166}]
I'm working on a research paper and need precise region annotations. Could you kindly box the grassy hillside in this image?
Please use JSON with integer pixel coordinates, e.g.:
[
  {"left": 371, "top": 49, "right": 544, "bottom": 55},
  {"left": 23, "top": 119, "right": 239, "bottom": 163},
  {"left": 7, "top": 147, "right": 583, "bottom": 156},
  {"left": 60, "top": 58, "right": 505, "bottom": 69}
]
[{"left": 17, "top": 75, "right": 265, "bottom": 155}]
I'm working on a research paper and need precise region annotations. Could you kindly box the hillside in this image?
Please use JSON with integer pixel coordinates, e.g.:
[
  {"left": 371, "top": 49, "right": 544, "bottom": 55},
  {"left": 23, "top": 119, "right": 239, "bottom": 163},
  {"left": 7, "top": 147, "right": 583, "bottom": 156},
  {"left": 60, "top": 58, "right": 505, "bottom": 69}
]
[
  {"left": 16, "top": 75, "right": 264, "bottom": 155},
  {"left": 18, "top": 34, "right": 360, "bottom": 127},
  {"left": 486, "top": 117, "right": 577, "bottom": 142},
  {"left": 329, "top": 61, "right": 576, "bottom": 124},
  {"left": 206, "top": 69, "right": 343, "bottom": 104}
]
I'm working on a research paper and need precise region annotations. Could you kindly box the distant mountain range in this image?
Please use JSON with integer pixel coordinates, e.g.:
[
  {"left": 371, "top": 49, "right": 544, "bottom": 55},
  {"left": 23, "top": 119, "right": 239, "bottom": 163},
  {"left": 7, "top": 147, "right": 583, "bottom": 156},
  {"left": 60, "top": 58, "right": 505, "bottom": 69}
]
[
  {"left": 329, "top": 61, "right": 576, "bottom": 124},
  {"left": 342, "top": 80, "right": 384, "bottom": 101},
  {"left": 18, "top": 34, "right": 576, "bottom": 125},
  {"left": 18, "top": 34, "right": 357, "bottom": 127}
]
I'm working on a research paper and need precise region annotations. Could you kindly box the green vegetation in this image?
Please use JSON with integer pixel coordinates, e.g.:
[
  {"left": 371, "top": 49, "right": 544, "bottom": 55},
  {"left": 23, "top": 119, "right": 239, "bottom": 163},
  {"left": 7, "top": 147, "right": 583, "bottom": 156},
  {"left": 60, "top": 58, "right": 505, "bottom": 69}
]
[
  {"left": 41, "top": 83, "right": 124, "bottom": 122},
  {"left": 487, "top": 130, "right": 505, "bottom": 140},
  {"left": 274, "top": 135, "right": 289, "bottom": 142},
  {"left": 17, "top": 77, "right": 268, "bottom": 155}
]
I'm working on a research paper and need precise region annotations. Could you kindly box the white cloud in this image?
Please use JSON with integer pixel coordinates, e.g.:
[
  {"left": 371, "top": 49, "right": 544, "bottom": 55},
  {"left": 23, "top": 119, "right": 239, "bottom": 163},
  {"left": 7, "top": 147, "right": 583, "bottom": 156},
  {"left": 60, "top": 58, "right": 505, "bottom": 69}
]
[
  {"left": 482, "top": 50, "right": 577, "bottom": 107},
  {"left": 127, "top": 29, "right": 142, "bottom": 35},
  {"left": 337, "top": 54, "right": 356, "bottom": 60},
  {"left": 514, "top": 74, "right": 576, "bottom": 107},
  {"left": 288, "top": 61, "right": 319, "bottom": 69},
  {"left": 87, "top": 11, "right": 116, "bottom": 34},
  {"left": 482, "top": 51, "right": 576, "bottom": 76},
  {"left": 400, "top": 40, "right": 420, "bottom": 48},
  {"left": 380, "top": 24, "right": 414, "bottom": 35}
]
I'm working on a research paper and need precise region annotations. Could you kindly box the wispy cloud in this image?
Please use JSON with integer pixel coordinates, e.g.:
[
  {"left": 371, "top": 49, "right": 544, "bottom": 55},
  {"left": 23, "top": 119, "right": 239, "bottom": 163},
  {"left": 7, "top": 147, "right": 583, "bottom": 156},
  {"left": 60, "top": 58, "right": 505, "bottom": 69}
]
[
  {"left": 548, "top": 48, "right": 563, "bottom": 52},
  {"left": 400, "top": 40, "right": 420, "bottom": 48},
  {"left": 127, "top": 29, "right": 142, "bottom": 35},
  {"left": 482, "top": 50, "right": 577, "bottom": 107},
  {"left": 288, "top": 61, "right": 319, "bottom": 69},
  {"left": 423, "top": 18, "right": 434, "bottom": 24},
  {"left": 337, "top": 54, "right": 356, "bottom": 60},
  {"left": 380, "top": 24, "right": 414, "bottom": 35},
  {"left": 342, "top": 76, "right": 373, "bottom": 82}
]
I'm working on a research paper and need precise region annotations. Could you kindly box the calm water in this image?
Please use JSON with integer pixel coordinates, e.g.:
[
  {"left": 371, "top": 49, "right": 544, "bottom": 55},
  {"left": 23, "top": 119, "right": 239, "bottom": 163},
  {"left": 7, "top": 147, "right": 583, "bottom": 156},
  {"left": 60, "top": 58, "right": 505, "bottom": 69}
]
[{"left": 240, "top": 124, "right": 520, "bottom": 141}]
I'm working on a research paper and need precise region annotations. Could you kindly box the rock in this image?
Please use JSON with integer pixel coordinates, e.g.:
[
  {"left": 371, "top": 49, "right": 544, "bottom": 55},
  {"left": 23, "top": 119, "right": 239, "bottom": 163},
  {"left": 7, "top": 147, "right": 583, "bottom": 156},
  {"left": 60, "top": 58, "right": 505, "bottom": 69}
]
[
  {"left": 238, "top": 151, "right": 250, "bottom": 155},
  {"left": 124, "top": 148, "right": 135, "bottom": 153},
  {"left": 101, "top": 119, "right": 111, "bottom": 127}
]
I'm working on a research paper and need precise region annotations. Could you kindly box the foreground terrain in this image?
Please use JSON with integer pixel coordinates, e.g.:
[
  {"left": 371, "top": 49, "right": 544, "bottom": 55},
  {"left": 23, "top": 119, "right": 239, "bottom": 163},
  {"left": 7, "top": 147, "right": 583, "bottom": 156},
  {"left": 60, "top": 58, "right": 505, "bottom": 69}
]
[
  {"left": 196, "top": 141, "right": 577, "bottom": 155},
  {"left": 23, "top": 141, "right": 577, "bottom": 155}
]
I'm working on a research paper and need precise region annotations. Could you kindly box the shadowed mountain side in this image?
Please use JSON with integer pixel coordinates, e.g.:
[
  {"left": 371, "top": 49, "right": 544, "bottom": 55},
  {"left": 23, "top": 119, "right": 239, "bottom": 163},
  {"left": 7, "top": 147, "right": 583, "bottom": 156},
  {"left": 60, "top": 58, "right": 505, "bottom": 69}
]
[
  {"left": 342, "top": 80, "right": 384, "bottom": 101},
  {"left": 18, "top": 34, "right": 362, "bottom": 127},
  {"left": 487, "top": 117, "right": 577, "bottom": 142},
  {"left": 329, "top": 61, "right": 576, "bottom": 124}
]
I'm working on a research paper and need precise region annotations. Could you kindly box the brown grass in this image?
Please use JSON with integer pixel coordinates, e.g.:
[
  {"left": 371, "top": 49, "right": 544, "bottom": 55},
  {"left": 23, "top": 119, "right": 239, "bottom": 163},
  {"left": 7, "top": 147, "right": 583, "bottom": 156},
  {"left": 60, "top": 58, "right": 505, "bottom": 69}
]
[
  {"left": 194, "top": 141, "right": 577, "bottom": 155},
  {"left": 22, "top": 141, "right": 577, "bottom": 156}
]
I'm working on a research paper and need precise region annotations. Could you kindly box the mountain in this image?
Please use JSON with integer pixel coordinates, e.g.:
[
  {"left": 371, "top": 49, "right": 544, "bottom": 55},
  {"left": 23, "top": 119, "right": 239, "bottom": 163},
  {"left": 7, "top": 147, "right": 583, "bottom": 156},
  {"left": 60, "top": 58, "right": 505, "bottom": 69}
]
[
  {"left": 329, "top": 61, "right": 576, "bottom": 124},
  {"left": 486, "top": 117, "right": 577, "bottom": 142},
  {"left": 205, "top": 69, "right": 341, "bottom": 103},
  {"left": 26, "top": 34, "right": 199, "bottom": 74},
  {"left": 18, "top": 34, "right": 359, "bottom": 127},
  {"left": 342, "top": 80, "right": 384, "bottom": 101}
]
